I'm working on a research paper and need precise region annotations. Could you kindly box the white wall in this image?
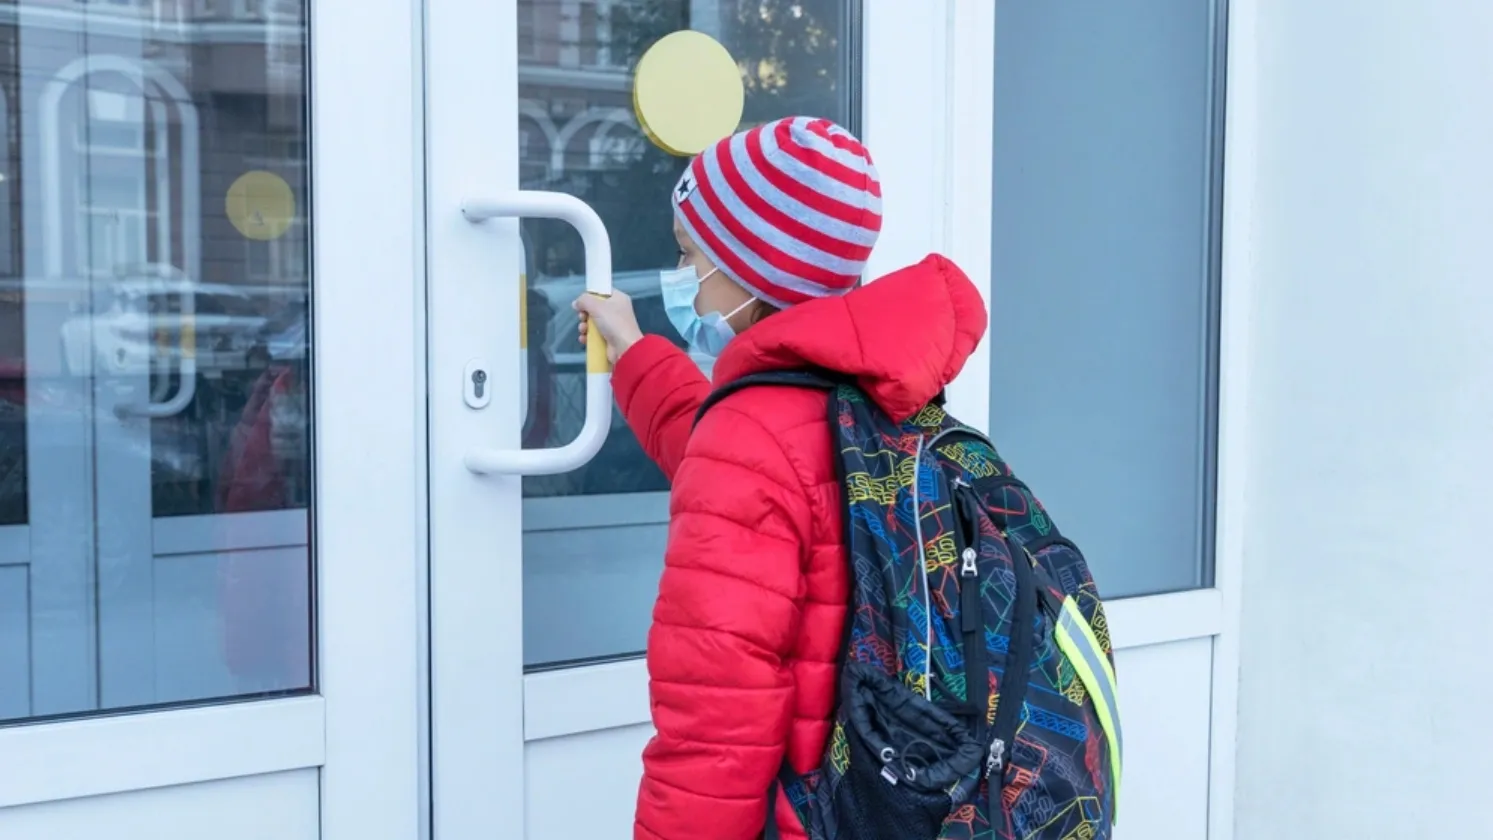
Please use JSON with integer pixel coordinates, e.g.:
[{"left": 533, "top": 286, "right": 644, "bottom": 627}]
[{"left": 1235, "top": 1, "right": 1493, "bottom": 836}]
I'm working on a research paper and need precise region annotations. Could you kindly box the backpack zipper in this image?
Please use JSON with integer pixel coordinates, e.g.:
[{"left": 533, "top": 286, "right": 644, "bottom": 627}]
[
  {"left": 932, "top": 428, "right": 1040, "bottom": 790},
  {"left": 985, "top": 530, "right": 1039, "bottom": 784},
  {"left": 952, "top": 480, "right": 988, "bottom": 729}
]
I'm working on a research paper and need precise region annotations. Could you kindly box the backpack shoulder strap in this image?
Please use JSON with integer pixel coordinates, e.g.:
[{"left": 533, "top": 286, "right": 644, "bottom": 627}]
[{"left": 692, "top": 369, "right": 840, "bottom": 429}]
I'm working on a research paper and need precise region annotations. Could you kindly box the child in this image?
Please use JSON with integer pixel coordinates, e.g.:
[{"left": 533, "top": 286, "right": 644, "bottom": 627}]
[{"left": 576, "top": 116, "right": 987, "bottom": 840}]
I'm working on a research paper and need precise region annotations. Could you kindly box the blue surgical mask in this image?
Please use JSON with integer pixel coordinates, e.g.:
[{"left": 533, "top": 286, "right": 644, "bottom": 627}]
[{"left": 660, "top": 265, "right": 755, "bottom": 358}]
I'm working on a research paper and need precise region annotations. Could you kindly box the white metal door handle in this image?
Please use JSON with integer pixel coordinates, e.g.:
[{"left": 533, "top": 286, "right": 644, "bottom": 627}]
[
  {"left": 117, "top": 264, "right": 198, "bottom": 419},
  {"left": 461, "top": 191, "right": 613, "bottom": 476}
]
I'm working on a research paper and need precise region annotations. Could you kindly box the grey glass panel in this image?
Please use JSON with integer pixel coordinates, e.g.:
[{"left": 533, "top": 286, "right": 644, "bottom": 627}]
[
  {"left": 519, "top": 0, "right": 861, "bottom": 669},
  {"left": 0, "top": 0, "right": 312, "bottom": 723},
  {"left": 989, "top": 0, "right": 1226, "bottom": 598}
]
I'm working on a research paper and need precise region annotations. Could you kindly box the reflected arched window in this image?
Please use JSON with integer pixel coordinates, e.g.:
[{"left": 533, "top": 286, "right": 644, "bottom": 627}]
[{"left": 41, "top": 54, "right": 201, "bottom": 282}]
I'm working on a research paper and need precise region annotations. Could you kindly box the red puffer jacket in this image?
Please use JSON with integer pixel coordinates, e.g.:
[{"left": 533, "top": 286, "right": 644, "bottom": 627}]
[{"left": 614, "top": 254, "right": 987, "bottom": 840}]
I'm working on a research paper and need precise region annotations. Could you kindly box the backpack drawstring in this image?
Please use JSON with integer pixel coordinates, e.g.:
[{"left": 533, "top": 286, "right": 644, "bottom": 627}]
[
  {"left": 909, "top": 435, "right": 933, "bottom": 701},
  {"left": 911, "top": 425, "right": 979, "bottom": 704},
  {"left": 878, "top": 736, "right": 943, "bottom": 785}
]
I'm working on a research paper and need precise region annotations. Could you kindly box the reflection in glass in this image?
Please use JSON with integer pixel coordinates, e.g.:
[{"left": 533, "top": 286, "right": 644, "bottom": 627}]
[
  {"left": 0, "top": 0, "right": 312, "bottom": 723},
  {"left": 519, "top": 0, "right": 860, "bottom": 668}
]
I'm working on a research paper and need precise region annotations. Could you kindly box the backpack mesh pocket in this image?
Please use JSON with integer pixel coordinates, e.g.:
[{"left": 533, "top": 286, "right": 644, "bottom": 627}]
[{"left": 830, "top": 663, "right": 985, "bottom": 840}]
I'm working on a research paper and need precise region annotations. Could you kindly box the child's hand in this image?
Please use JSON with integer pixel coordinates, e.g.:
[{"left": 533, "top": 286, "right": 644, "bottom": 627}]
[{"left": 574, "top": 291, "right": 644, "bottom": 366}]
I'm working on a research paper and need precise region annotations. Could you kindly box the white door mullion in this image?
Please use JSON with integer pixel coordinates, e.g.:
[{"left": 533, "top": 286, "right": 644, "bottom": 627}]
[{"left": 425, "top": 0, "right": 528, "bottom": 836}]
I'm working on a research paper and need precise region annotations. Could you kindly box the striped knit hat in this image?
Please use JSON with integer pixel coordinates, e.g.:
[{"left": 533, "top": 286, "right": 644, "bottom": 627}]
[{"left": 671, "top": 116, "right": 882, "bottom": 308}]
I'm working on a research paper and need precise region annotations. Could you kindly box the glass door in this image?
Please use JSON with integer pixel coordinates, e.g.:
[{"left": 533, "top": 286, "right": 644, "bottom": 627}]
[
  {"left": 0, "top": 0, "right": 423, "bottom": 836},
  {"left": 514, "top": 0, "right": 861, "bottom": 673},
  {"left": 427, "top": 1, "right": 987, "bottom": 836},
  {"left": 5, "top": 0, "right": 313, "bottom": 729}
]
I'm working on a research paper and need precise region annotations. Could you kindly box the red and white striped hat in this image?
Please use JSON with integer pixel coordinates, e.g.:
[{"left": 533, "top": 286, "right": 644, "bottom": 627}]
[{"left": 671, "top": 116, "right": 883, "bottom": 308}]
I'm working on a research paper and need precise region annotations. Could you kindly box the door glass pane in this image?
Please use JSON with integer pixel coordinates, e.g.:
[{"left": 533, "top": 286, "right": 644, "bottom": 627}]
[
  {"left": 988, "top": 0, "right": 1227, "bottom": 598},
  {"left": 0, "top": 0, "right": 312, "bottom": 723},
  {"left": 0, "top": 279, "right": 20, "bottom": 530},
  {"left": 520, "top": 0, "right": 861, "bottom": 669}
]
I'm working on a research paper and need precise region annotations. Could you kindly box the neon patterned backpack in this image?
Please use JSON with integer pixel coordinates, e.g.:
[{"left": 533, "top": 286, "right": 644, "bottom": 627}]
[{"left": 697, "top": 371, "right": 1124, "bottom": 840}]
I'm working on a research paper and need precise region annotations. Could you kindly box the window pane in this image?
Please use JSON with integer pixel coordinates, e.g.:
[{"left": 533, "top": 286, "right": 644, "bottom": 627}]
[
  {"left": 988, "top": 0, "right": 1226, "bottom": 598},
  {"left": 0, "top": 0, "right": 312, "bottom": 722},
  {"left": 520, "top": 0, "right": 861, "bottom": 669}
]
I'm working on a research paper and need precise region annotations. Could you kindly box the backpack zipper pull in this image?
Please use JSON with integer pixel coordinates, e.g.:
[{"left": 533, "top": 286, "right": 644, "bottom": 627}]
[
  {"left": 986, "top": 738, "right": 1006, "bottom": 778},
  {"left": 879, "top": 747, "right": 901, "bottom": 786},
  {"left": 961, "top": 547, "right": 979, "bottom": 577}
]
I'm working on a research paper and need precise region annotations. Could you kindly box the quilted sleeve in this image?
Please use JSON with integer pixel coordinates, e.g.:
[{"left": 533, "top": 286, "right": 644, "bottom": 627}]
[
  {"left": 612, "top": 334, "right": 712, "bottom": 482},
  {"left": 634, "top": 404, "right": 809, "bottom": 840}
]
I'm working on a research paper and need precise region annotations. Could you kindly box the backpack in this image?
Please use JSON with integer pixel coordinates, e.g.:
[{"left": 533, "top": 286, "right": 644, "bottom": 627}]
[{"left": 695, "top": 370, "right": 1123, "bottom": 840}]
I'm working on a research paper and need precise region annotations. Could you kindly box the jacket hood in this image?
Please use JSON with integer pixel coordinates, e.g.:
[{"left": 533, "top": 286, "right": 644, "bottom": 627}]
[{"left": 711, "top": 254, "right": 988, "bottom": 422}]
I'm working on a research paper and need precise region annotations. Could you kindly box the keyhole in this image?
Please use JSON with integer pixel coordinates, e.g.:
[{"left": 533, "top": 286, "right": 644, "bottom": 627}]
[{"left": 462, "top": 359, "right": 492, "bottom": 409}]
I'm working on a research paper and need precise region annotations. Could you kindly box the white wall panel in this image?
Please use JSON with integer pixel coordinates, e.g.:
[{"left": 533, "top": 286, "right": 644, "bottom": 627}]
[
  {"left": 527, "top": 724, "right": 652, "bottom": 839},
  {"left": 1112, "top": 639, "right": 1212, "bottom": 840},
  {"left": 0, "top": 769, "right": 318, "bottom": 840}
]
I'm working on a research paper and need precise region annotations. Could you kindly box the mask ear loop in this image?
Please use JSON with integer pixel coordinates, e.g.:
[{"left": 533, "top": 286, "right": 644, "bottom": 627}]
[
  {"left": 720, "top": 296, "right": 757, "bottom": 328},
  {"left": 686, "top": 266, "right": 722, "bottom": 316},
  {"left": 694, "top": 265, "right": 753, "bottom": 326}
]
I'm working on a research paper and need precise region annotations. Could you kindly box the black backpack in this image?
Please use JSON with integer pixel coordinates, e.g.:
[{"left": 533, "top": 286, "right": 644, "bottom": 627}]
[{"left": 696, "top": 370, "right": 1123, "bottom": 840}]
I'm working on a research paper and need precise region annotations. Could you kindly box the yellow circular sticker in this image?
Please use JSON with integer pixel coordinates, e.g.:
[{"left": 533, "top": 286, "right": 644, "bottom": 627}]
[
  {"left": 225, "top": 170, "right": 296, "bottom": 241},
  {"left": 633, "top": 30, "right": 744, "bottom": 157}
]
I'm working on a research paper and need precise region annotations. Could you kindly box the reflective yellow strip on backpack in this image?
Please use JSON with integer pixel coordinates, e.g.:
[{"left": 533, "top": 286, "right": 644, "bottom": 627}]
[{"left": 1054, "top": 597, "right": 1124, "bottom": 822}]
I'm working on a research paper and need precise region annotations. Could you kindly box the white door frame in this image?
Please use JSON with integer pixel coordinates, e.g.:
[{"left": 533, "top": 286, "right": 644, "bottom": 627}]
[
  {"left": 0, "top": 1, "right": 425, "bottom": 837},
  {"left": 314, "top": 0, "right": 426, "bottom": 835},
  {"left": 1208, "top": 1, "right": 1260, "bottom": 838},
  {"left": 424, "top": 0, "right": 527, "bottom": 833}
]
